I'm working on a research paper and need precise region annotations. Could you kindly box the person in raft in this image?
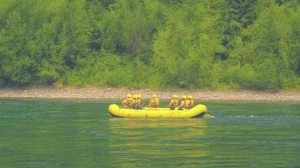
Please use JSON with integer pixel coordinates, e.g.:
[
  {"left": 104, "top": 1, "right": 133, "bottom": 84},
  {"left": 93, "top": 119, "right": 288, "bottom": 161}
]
[
  {"left": 131, "top": 94, "right": 142, "bottom": 109},
  {"left": 121, "top": 94, "right": 133, "bottom": 108},
  {"left": 178, "top": 95, "right": 188, "bottom": 110},
  {"left": 148, "top": 94, "right": 160, "bottom": 108},
  {"left": 167, "top": 94, "right": 179, "bottom": 110},
  {"left": 187, "top": 95, "right": 194, "bottom": 109}
]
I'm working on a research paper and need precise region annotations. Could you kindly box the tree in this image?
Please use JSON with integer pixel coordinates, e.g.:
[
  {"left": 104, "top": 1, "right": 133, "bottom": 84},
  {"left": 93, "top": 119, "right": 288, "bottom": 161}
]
[{"left": 0, "top": 10, "right": 35, "bottom": 85}]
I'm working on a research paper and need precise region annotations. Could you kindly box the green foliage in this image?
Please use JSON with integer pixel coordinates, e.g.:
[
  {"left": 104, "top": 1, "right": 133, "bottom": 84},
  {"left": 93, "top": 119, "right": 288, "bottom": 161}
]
[
  {"left": 0, "top": 0, "right": 299, "bottom": 90},
  {"left": 0, "top": 9, "right": 36, "bottom": 86},
  {"left": 234, "top": 64, "right": 257, "bottom": 89}
]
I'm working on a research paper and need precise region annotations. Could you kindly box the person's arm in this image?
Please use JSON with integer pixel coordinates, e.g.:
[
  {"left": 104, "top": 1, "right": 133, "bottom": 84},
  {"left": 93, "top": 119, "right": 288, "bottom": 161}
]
[
  {"left": 148, "top": 100, "right": 152, "bottom": 107},
  {"left": 167, "top": 100, "right": 173, "bottom": 108},
  {"left": 130, "top": 100, "right": 134, "bottom": 108},
  {"left": 179, "top": 101, "right": 184, "bottom": 108},
  {"left": 121, "top": 100, "right": 126, "bottom": 108},
  {"left": 137, "top": 99, "right": 141, "bottom": 108}
]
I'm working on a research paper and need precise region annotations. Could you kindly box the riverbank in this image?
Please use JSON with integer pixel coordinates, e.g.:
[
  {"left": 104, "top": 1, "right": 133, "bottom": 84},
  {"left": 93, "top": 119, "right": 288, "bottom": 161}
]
[{"left": 0, "top": 87, "right": 300, "bottom": 102}]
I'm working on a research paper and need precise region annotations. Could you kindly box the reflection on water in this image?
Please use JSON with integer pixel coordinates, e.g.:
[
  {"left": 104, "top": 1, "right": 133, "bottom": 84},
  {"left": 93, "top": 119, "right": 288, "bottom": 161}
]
[{"left": 108, "top": 118, "right": 208, "bottom": 168}]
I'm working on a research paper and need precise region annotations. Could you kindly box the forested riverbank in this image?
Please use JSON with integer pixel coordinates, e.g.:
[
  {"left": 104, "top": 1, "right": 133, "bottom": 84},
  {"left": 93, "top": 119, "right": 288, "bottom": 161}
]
[{"left": 1, "top": 0, "right": 300, "bottom": 90}]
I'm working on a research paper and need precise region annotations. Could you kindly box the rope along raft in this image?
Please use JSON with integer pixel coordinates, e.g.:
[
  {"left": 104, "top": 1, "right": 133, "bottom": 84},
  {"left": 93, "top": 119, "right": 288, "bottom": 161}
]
[{"left": 108, "top": 104, "right": 211, "bottom": 118}]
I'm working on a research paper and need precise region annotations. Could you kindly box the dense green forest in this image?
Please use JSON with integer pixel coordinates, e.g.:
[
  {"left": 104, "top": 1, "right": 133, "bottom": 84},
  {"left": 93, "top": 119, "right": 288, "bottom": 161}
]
[{"left": 1, "top": 0, "right": 300, "bottom": 90}]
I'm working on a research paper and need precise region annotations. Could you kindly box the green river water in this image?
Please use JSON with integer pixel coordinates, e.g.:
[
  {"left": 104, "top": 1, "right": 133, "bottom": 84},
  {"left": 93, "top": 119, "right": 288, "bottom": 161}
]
[{"left": 0, "top": 99, "right": 299, "bottom": 168}]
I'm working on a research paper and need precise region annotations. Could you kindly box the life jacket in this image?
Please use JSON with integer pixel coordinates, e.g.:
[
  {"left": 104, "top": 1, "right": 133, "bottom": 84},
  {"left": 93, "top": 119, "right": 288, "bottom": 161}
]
[
  {"left": 188, "top": 99, "right": 194, "bottom": 109},
  {"left": 125, "top": 98, "right": 132, "bottom": 107},
  {"left": 171, "top": 99, "right": 178, "bottom": 108},
  {"left": 185, "top": 99, "right": 191, "bottom": 108},
  {"left": 137, "top": 99, "right": 141, "bottom": 108},
  {"left": 181, "top": 100, "right": 188, "bottom": 108},
  {"left": 132, "top": 99, "right": 141, "bottom": 109},
  {"left": 150, "top": 98, "right": 159, "bottom": 108}
]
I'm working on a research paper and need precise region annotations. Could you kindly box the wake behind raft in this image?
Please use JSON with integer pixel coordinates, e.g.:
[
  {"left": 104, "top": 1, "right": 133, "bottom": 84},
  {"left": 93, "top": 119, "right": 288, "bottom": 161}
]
[{"left": 108, "top": 104, "right": 208, "bottom": 118}]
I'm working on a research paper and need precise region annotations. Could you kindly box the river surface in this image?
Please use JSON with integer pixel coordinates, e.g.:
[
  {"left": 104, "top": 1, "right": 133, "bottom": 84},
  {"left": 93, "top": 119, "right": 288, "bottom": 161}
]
[{"left": 0, "top": 99, "right": 299, "bottom": 168}]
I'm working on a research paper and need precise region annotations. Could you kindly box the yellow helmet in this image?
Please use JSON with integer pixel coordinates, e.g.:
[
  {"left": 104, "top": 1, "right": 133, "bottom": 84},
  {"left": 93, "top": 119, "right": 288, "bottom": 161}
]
[
  {"left": 188, "top": 95, "right": 192, "bottom": 99},
  {"left": 173, "top": 94, "right": 178, "bottom": 99},
  {"left": 137, "top": 94, "right": 141, "bottom": 99},
  {"left": 152, "top": 94, "right": 157, "bottom": 98},
  {"left": 127, "top": 94, "right": 132, "bottom": 98},
  {"left": 133, "top": 95, "right": 138, "bottom": 99},
  {"left": 182, "top": 95, "right": 186, "bottom": 99}
]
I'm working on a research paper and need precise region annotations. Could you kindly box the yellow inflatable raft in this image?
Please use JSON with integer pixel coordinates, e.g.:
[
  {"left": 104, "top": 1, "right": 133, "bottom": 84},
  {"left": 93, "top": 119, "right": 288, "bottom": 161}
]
[{"left": 108, "top": 104, "right": 208, "bottom": 118}]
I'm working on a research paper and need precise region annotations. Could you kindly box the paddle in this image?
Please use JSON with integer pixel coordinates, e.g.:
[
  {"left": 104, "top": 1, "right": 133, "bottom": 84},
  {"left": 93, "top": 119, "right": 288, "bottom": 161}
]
[{"left": 204, "top": 113, "right": 212, "bottom": 118}]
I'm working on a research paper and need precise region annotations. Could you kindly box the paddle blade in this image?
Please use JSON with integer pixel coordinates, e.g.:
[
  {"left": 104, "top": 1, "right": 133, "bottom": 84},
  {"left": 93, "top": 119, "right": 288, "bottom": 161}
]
[{"left": 204, "top": 113, "right": 212, "bottom": 118}]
